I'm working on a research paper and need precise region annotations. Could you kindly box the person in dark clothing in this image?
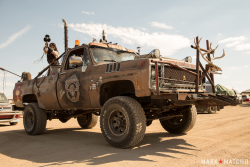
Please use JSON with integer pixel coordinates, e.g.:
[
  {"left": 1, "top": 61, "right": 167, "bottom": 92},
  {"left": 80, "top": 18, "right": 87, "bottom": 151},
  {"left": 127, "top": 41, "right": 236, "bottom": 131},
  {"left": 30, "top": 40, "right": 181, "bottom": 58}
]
[{"left": 43, "top": 42, "right": 59, "bottom": 65}]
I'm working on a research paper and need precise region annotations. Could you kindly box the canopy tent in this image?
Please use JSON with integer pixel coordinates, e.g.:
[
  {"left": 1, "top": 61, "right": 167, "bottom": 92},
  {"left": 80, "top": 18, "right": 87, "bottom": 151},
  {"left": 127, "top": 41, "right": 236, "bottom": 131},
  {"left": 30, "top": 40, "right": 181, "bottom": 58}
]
[
  {"left": 241, "top": 89, "right": 250, "bottom": 95},
  {"left": 215, "top": 84, "right": 235, "bottom": 96}
]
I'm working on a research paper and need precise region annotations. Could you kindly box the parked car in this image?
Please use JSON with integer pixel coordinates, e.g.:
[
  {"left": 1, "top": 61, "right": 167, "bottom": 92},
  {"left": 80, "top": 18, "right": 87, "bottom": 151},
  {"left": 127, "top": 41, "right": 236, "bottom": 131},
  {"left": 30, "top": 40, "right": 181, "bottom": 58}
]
[
  {"left": 233, "top": 90, "right": 242, "bottom": 104},
  {"left": 0, "top": 92, "right": 22, "bottom": 125},
  {"left": 196, "top": 81, "right": 224, "bottom": 114},
  {"left": 242, "top": 95, "right": 250, "bottom": 102}
]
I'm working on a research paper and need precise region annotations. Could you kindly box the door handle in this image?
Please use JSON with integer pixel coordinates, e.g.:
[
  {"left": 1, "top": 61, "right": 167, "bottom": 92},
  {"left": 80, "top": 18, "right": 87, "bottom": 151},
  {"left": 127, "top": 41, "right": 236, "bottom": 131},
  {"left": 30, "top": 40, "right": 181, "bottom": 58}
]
[{"left": 60, "top": 72, "right": 67, "bottom": 75}]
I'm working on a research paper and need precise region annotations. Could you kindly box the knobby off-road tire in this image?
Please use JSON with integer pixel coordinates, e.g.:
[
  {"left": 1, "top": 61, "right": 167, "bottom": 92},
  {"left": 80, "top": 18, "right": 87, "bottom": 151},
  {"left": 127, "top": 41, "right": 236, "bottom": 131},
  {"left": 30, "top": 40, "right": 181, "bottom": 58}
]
[
  {"left": 23, "top": 103, "right": 47, "bottom": 135},
  {"left": 207, "top": 106, "right": 217, "bottom": 114},
  {"left": 160, "top": 105, "right": 197, "bottom": 134},
  {"left": 9, "top": 122, "right": 18, "bottom": 125},
  {"left": 77, "top": 113, "right": 98, "bottom": 129},
  {"left": 100, "top": 96, "right": 146, "bottom": 148}
]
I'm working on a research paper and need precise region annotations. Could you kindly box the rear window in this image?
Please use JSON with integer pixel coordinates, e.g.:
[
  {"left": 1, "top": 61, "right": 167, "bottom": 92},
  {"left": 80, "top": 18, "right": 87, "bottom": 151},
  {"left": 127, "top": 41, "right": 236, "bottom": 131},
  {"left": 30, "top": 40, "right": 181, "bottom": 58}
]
[{"left": 0, "top": 93, "right": 8, "bottom": 103}]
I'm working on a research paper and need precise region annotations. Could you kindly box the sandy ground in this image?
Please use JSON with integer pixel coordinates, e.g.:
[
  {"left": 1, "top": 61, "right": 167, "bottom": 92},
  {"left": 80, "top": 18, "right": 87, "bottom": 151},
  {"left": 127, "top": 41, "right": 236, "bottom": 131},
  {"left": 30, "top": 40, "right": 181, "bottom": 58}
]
[{"left": 0, "top": 103, "right": 250, "bottom": 167}]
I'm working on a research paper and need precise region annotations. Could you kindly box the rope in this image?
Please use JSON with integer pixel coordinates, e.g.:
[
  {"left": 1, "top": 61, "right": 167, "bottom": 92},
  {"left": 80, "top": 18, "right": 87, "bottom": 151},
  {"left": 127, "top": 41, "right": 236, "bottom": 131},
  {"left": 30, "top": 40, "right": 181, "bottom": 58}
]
[
  {"left": 33, "top": 52, "right": 45, "bottom": 64},
  {"left": 2, "top": 71, "right": 7, "bottom": 92}
]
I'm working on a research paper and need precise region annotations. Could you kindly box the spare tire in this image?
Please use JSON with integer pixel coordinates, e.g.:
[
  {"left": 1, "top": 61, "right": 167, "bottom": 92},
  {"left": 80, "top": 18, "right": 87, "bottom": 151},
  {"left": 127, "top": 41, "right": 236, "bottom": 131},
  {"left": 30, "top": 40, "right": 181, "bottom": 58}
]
[
  {"left": 160, "top": 105, "right": 197, "bottom": 134},
  {"left": 207, "top": 106, "right": 217, "bottom": 114},
  {"left": 77, "top": 113, "right": 98, "bottom": 129}
]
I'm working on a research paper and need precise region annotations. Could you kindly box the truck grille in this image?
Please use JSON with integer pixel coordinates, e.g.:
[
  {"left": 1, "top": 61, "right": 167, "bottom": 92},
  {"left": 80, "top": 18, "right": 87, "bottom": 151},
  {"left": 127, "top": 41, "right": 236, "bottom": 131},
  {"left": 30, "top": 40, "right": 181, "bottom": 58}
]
[{"left": 164, "top": 66, "right": 200, "bottom": 84}]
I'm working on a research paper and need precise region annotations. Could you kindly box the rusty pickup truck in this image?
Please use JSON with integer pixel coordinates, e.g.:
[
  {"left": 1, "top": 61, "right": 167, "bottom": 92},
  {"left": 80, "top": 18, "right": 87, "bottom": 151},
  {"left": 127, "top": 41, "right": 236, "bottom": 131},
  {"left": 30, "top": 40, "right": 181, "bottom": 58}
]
[{"left": 12, "top": 19, "right": 237, "bottom": 148}]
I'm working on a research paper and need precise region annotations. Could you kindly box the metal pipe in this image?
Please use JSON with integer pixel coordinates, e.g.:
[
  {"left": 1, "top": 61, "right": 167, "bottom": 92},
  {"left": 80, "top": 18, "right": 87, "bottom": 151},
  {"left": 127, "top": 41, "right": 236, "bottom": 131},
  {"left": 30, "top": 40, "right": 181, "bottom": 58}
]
[
  {"left": 0, "top": 67, "right": 21, "bottom": 77},
  {"left": 191, "top": 45, "right": 209, "bottom": 52},
  {"left": 206, "top": 40, "right": 215, "bottom": 93},
  {"left": 155, "top": 62, "right": 159, "bottom": 95},
  {"left": 195, "top": 37, "right": 200, "bottom": 93},
  {"left": 62, "top": 19, "right": 68, "bottom": 53},
  {"left": 199, "top": 62, "right": 214, "bottom": 86}
]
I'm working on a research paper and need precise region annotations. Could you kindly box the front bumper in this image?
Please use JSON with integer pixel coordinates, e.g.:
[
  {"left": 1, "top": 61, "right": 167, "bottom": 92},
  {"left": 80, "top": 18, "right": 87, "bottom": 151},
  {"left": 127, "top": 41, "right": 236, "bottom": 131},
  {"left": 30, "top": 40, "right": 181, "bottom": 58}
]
[{"left": 151, "top": 93, "right": 238, "bottom": 106}]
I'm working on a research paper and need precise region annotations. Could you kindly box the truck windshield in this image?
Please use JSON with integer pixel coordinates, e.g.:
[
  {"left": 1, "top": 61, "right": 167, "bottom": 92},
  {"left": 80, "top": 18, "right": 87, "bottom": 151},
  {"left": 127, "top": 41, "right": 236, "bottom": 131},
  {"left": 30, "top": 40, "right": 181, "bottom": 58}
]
[
  {"left": 0, "top": 93, "right": 8, "bottom": 103},
  {"left": 90, "top": 48, "right": 136, "bottom": 64}
]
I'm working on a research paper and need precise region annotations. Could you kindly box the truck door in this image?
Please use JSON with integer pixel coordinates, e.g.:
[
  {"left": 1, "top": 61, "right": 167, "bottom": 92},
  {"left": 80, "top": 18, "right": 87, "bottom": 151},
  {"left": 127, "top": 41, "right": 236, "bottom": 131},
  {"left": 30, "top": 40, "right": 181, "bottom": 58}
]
[
  {"left": 35, "top": 74, "right": 62, "bottom": 110},
  {"left": 57, "top": 47, "right": 91, "bottom": 109}
]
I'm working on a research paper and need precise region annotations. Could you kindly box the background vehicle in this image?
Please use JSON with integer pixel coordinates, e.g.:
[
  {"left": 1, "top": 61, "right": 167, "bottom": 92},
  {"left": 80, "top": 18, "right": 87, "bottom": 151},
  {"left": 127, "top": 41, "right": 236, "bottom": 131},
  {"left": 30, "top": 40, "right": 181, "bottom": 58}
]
[
  {"left": 0, "top": 92, "right": 22, "bottom": 125},
  {"left": 233, "top": 90, "right": 242, "bottom": 104},
  {"left": 196, "top": 82, "right": 224, "bottom": 114},
  {"left": 242, "top": 95, "right": 250, "bottom": 102}
]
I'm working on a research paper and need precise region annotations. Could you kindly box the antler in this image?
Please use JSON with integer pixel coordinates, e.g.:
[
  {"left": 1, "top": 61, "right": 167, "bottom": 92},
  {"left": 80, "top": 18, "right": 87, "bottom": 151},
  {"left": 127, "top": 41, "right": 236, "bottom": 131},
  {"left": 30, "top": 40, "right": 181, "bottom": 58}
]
[
  {"left": 194, "top": 37, "right": 225, "bottom": 64},
  {"left": 211, "top": 49, "right": 225, "bottom": 61},
  {"left": 194, "top": 37, "right": 211, "bottom": 64},
  {"left": 209, "top": 43, "right": 225, "bottom": 61}
]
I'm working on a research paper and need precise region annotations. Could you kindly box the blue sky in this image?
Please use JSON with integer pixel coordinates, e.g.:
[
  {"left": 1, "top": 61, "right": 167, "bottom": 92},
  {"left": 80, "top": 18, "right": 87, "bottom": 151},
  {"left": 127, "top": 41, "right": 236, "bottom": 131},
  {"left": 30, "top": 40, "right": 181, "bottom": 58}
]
[{"left": 0, "top": 0, "right": 250, "bottom": 97}]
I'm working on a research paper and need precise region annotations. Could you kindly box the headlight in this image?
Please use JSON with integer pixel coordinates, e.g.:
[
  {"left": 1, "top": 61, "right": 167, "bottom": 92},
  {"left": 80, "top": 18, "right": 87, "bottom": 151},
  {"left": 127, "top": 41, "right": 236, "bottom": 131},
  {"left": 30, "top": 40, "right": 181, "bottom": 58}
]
[
  {"left": 183, "top": 56, "right": 192, "bottom": 63},
  {"left": 151, "top": 68, "right": 155, "bottom": 80}
]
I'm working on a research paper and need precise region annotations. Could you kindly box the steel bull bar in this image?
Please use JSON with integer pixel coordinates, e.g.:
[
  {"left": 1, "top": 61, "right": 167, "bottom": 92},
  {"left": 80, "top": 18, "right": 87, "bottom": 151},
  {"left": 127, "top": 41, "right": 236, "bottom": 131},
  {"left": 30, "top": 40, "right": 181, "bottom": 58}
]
[{"left": 151, "top": 60, "right": 238, "bottom": 106}]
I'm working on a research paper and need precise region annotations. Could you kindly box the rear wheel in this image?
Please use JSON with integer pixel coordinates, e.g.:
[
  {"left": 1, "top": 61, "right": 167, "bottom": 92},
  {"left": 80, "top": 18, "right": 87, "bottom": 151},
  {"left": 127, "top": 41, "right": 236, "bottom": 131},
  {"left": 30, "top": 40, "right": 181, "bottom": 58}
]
[
  {"left": 207, "top": 106, "right": 217, "bottom": 114},
  {"left": 77, "top": 113, "right": 98, "bottom": 129},
  {"left": 160, "top": 105, "right": 197, "bottom": 134},
  {"left": 23, "top": 103, "right": 47, "bottom": 135},
  {"left": 100, "top": 96, "right": 146, "bottom": 148}
]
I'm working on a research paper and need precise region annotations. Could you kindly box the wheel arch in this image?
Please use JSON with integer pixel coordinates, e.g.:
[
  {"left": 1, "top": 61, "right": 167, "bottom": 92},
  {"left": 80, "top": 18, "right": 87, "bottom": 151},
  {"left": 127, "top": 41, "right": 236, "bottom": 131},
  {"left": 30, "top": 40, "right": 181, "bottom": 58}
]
[{"left": 100, "top": 80, "right": 135, "bottom": 106}]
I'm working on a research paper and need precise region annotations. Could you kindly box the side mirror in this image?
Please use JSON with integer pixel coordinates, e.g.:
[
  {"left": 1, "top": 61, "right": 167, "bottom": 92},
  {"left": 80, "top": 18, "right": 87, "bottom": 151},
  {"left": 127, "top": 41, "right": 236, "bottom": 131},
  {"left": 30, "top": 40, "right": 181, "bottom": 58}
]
[
  {"left": 150, "top": 49, "right": 161, "bottom": 58},
  {"left": 69, "top": 56, "right": 83, "bottom": 66}
]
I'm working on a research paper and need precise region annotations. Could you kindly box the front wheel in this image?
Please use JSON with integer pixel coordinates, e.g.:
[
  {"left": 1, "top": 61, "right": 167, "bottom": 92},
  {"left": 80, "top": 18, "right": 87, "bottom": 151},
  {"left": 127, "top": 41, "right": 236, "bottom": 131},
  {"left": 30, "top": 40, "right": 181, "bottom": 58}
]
[
  {"left": 23, "top": 103, "right": 47, "bottom": 135},
  {"left": 160, "top": 105, "right": 197, "bottom": 134},
  {"left": 100, "top": 96, "right": 146, "bottom": 148}
]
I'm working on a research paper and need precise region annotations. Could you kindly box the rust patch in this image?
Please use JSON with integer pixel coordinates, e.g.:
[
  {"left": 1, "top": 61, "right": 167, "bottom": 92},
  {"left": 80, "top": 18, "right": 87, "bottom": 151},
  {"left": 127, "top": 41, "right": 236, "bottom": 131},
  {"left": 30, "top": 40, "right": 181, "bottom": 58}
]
[
  {"left": 140, "top": 60, "right": 146, "bottom": 67},
  {"left": 13, "top": 83, "right": 23, "bottom": 102},
  {"left": 65, "top": 74, "right": 80, "bottom": 102}
]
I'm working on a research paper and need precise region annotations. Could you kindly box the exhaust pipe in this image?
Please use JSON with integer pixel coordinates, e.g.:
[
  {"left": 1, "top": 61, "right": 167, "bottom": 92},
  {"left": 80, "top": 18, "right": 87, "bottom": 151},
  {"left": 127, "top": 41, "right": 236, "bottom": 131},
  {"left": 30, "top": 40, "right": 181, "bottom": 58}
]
[{"left": 62, "top": 19, "right": 68, "bottom": 53}]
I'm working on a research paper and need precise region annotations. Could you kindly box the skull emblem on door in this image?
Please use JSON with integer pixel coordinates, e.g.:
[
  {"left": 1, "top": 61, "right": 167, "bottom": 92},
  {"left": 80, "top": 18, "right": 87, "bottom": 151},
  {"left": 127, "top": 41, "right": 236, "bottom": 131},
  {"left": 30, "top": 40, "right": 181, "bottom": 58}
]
[{"left": 65, "top": 74, "right": 80, "bottom": 102}]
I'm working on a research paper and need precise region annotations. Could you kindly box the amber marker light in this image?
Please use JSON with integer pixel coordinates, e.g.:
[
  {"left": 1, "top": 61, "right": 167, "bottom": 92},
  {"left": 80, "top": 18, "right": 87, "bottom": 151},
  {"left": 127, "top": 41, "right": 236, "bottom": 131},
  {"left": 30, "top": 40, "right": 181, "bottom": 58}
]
[
  {"left": 75, "top": 40, "right": 80, "bottom": 46},
  {"left": 137, "top": 76, "right": 140, "bottom": 87}
]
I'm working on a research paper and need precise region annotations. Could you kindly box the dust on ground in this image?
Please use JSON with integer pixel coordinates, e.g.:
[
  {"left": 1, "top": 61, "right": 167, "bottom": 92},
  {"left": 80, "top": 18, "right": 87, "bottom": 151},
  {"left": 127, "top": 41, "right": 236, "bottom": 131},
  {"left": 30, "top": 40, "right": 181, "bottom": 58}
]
[{"left": 1, "top": 103, "right": 250, "bottom": 167}]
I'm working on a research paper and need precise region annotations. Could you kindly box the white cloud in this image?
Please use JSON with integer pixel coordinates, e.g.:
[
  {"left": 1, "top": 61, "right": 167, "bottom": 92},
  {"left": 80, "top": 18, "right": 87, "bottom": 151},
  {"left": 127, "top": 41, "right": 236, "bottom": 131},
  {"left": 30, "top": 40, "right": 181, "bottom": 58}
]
[
  {"left": 244, "top": 65, "right": 249, "bottom": 68},
  {"left": 229, "top": 67, "right": 242, "bottom": 70},
  {"left": 225, "top": 41, "right": 242, "bottom": 47},
  {"left": 246, "top": 51, "right": 250, "bottom": 54},
  {"left": 68, "top": 23, "right": 190, "bottom": 56},
  {"left": 235, "top": 43, "right": 250, "bottom": 50},
  {"left": 214, "top": 75, "right": 228, "bottom": 79},
  {"left": 219, "top": 36, "right": 247, "bottom": 44},
  {"left": 0, "top": 25, "right": 31, "bottom": 49},
  {"left": 82, "top": 11, "right": 95, "bottom": 15},
  {"left": 150, "top": 22, "right": 173, "bottom": 30},
  {"left": 218, "top": 33, "right": 222, "bottom": 36}
]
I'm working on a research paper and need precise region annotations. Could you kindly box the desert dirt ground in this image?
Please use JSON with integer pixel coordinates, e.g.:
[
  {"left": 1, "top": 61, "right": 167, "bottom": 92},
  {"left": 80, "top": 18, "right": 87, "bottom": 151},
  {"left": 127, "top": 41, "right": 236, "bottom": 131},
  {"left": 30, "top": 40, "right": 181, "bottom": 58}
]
[{"left": 1, "top": 103, "right": 250, "bottom": 167}]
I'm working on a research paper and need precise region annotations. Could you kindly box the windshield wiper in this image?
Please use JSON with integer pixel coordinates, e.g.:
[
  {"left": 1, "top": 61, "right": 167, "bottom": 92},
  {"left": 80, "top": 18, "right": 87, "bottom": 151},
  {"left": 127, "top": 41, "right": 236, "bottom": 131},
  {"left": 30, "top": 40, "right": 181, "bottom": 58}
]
[{"left": 104, "top": 60, "right": 117, "bottom": 62}]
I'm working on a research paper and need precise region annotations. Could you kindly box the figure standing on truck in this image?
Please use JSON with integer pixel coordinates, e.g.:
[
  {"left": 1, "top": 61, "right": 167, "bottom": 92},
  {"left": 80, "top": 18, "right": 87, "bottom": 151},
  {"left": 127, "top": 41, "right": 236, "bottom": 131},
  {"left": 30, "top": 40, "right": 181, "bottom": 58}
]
[{"left": 43, "top": 42, "right": 59, "bottom": 65}]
